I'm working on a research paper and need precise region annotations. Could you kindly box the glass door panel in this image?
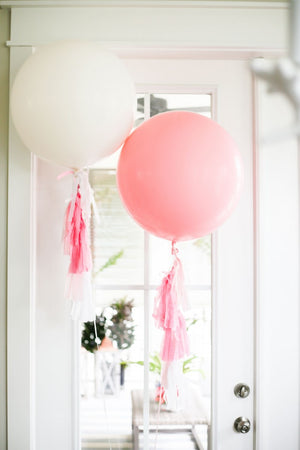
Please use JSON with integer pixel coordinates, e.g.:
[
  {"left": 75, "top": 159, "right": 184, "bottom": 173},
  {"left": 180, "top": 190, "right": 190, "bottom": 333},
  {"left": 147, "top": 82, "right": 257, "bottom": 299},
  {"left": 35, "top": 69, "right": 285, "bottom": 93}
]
[{"left": 80, "top": 92, "right": 212, "bottom": 450}]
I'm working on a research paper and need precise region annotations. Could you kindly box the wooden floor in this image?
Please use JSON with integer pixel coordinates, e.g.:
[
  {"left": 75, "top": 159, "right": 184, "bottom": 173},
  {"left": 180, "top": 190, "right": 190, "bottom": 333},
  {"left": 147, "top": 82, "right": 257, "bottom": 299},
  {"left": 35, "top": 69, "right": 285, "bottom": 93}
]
[{"left": 80, "top": 392, "right": 208, "bottom": 450}]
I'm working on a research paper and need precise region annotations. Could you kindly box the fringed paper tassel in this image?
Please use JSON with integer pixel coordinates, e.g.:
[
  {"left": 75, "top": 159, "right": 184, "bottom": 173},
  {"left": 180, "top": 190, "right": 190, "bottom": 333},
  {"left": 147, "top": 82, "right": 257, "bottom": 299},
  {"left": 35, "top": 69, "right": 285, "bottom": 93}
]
[
  {"left": 153, "top": 241, "right": 190, "bottom": 411},
  {"left": 63, "top": 170, "right": 96, "bottom": 322}
]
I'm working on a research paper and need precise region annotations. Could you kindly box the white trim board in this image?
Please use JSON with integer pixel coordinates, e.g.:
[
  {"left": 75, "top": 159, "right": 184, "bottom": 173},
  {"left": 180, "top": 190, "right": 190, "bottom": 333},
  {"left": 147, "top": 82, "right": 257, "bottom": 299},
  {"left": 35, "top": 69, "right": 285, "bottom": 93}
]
[
  {"left": 5, "top": 42, "right": 286, "bottom": 59},
  {"left": 7, "top": 46, "right": 34, "bottom": 450},
  {"left": 0, "top": 1, "right": 289, "bottom": 9},
  {"left": 8, "top": 5, "right": 288, "bottom": 51}
]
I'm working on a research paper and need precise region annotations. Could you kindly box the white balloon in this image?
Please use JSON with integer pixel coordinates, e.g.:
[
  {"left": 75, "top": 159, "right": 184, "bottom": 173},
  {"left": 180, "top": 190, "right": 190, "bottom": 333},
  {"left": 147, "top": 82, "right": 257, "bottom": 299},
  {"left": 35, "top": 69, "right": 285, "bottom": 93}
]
[{"left": 11, "top": 41, "right": 135, "bottom": 169}]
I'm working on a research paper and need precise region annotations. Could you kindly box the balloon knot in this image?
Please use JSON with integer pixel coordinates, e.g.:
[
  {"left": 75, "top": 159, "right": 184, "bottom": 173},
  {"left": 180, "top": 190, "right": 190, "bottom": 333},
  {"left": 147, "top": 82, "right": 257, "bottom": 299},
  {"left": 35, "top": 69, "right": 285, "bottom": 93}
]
[{"left": 171, "top": 240, "right": 179, "bottom": 256}]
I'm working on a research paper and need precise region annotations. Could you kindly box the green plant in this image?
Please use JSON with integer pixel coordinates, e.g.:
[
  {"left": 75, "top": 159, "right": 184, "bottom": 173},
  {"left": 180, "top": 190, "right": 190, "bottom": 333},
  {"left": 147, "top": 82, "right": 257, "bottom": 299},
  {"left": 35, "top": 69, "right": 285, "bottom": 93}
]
[
  {"left": 120, "top": 360, "right": 130, "bottom": 369},
  {"left": 149, "top": 353, "right": 162, "bottom": 375},
  {"left": 81, "top": 315, "right": 106, "bottom": 353},
  {"left": 93, "top": 249, "right": 124, "bottom": 278},
  {"left": 107, "top": 297, "right": 135, "bottom": 350},
  {"left": 130, "top": 352, "right": 204, "bottom": 377},
  {"left": 185, "top": 316, "right": 201, "bottom": 332},
  {"left": 130, "top": 353, "right": 162, "bottom": 375},
  {"left": 183, "top": 355, "right": 205, "bottom": 377},
  {"left": 193, "top": 235, "right": 211, "bottom": 256}
]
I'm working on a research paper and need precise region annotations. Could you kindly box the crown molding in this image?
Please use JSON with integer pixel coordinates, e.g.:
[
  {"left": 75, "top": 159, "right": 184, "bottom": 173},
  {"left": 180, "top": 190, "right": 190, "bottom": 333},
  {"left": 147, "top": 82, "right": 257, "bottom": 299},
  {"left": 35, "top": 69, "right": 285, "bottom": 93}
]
[
  {"left": 4, "top": 42, "right": 286, "bottom": 59},
  {"left": 0, "top": 1, "right": 288, "bottom": 9}
]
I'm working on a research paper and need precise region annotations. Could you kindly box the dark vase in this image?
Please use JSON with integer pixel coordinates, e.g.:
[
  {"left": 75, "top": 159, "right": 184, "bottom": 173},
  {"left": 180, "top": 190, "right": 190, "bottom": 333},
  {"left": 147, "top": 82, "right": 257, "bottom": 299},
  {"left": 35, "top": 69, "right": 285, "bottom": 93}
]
[{"left": 120, "top": 364, "right": 125, "bottom": 387}]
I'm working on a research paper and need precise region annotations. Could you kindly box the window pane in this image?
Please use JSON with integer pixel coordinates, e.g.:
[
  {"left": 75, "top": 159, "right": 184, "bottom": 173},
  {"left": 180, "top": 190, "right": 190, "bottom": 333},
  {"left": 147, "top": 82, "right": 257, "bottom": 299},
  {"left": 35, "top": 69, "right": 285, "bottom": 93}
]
[
  {"left": 81, "top": 290, "right": 145, "bottom": 445},
  {"left": 94, "top": 289, "right": 145, "bottom": 369},
  {"left": 149, "top": 235, "right": 211, "bottom": 286},
  {"left": 90, "top": 170, "right": 144, "bottom": 285},
  {"left": 149, "top": 289, "right": 211, "bottom": 390},
  {"left": 150, "top": 93, "right": 211, "bottom": 117},
  {"left": 149, "top": 287, "right": 211, "bottom": 429},
  {"left": 185, "top": 290, "right": 211, "bottom": 398},
  {"left": 91, "top": 93, "right": 145, "bottom": 170},
  {"left": 135, "top": 93, "right": 146, "bottom": 128}
]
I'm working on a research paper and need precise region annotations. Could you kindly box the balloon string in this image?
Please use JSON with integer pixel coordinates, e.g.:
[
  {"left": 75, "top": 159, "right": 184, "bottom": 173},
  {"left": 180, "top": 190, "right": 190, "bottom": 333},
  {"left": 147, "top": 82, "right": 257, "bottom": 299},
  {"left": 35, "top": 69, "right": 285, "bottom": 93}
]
[
  {"left": 154, "top": 388, "right": 163, "bottom": 450},
  {"left": 100, "top": 376, "right": 113, "bottom": 450},
  {"left": 93, "top": 320, "right": 114, "bottom": 450},
  {"left": 93, "top": 319, "right": 100, "bottom": 350},
  {"left": 57, "top": 170, "right": 74, "bottom": 180}
]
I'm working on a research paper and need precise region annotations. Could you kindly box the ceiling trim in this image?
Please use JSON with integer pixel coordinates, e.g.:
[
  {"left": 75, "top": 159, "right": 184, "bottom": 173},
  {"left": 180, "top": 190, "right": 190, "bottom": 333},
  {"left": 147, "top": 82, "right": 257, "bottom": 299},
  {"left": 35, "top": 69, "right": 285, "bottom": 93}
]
[
  {"left": 0, "top": 1, "right": 288, "bottom": 9},
  {"left": 5, "top": 41, "right": 286, "bottom": 58}
]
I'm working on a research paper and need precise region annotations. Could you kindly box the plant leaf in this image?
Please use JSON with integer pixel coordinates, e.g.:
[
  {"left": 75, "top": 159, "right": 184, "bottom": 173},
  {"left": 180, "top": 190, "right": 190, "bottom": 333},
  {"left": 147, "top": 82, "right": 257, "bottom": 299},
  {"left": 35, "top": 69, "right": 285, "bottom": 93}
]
[{"left": 94, "top": 250, "right": 124, "bottom": 276}]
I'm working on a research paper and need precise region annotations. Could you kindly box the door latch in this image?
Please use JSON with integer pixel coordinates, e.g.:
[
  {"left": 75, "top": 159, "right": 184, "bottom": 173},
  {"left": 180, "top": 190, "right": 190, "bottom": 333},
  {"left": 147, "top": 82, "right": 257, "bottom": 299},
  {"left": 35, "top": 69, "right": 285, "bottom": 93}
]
[{"left": 234, "top": 416, "right": 251, "bottom": 434}]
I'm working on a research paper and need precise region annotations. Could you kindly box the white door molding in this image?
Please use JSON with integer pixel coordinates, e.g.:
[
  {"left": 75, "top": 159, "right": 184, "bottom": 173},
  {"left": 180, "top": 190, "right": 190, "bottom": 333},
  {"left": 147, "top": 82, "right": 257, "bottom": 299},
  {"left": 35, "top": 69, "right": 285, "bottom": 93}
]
[
  {"left": 7, "top": 46, "right": 35, "bottom": 450},
  {"left": 255, "top": 78, "right": 300, "bottom": 450}
]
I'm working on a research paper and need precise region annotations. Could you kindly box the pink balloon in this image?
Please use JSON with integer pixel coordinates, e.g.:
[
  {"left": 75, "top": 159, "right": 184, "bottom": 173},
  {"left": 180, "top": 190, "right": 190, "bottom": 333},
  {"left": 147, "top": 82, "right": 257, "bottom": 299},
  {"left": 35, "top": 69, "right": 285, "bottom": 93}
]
[{"left": 117, "top": 111, "right": 243, "bottom": 241}]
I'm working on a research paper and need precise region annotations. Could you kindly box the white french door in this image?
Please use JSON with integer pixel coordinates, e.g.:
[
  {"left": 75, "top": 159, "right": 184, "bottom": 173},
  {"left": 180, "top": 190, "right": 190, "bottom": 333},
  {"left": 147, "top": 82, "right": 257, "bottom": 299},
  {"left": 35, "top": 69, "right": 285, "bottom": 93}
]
[
  {"left": 113, "top": 58, "right": 255, "bottom": 450},
  {"left": 83, "top": 59, "right": 254, "bottom": 450}
]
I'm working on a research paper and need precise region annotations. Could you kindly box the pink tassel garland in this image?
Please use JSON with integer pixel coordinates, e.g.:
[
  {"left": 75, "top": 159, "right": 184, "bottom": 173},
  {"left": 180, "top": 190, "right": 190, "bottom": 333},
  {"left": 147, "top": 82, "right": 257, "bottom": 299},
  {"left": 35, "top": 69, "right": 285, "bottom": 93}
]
[
  {"left": 61, "top": 171, "right": 95, "bottom": 322},
  {"left": 153, "top": 242, "right": 190, "bottom": 410},
  {"left": 64, "top": 186, "right": 92, "bottom": 274}
]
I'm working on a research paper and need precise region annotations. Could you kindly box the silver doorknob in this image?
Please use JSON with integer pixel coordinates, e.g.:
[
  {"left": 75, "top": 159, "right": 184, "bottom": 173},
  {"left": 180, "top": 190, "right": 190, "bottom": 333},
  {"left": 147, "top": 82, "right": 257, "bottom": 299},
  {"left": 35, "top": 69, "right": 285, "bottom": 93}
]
[
  {"left": 234, "top": 417, "right": 251, "bottom": 433},
  {"left": 234, "top": 383, "right": 250, "bottom": 398}
]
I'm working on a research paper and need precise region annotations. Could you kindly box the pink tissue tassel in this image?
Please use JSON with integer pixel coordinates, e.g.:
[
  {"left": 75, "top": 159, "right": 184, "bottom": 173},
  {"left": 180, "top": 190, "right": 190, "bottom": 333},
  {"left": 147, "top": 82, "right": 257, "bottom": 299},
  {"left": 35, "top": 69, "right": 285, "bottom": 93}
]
[
  {"left": 153, "top": 242, "right": 190, "bottom": 411},
  {"left": 63, "top": 172, "right": 96, "bottom": 322}
]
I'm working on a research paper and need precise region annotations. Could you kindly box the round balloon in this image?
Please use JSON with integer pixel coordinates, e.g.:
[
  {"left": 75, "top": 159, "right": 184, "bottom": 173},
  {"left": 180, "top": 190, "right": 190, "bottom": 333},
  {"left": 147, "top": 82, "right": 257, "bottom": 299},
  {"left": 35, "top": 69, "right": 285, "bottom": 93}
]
[
  {"left": 117, "top": 111, "right": 243, "bottom": 241},
  {"left": 11, "top": 41, "right": 135, "bottom": 169}
]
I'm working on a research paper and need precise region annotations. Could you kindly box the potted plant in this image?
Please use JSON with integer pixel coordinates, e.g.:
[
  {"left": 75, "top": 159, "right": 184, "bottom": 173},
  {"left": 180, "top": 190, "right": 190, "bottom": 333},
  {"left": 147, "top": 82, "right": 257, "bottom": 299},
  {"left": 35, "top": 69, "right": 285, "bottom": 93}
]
[
  {"left": 82, "top": 248, "right": 125, "bottom": 352},
  {"left": 81, "top": 314, "right": 106, "bottom": 353},
  {"left": 106, "top": 297, "right": 135, "bottom": 386}
]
